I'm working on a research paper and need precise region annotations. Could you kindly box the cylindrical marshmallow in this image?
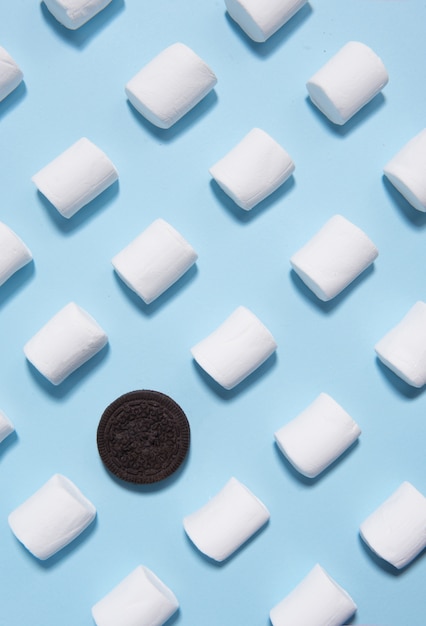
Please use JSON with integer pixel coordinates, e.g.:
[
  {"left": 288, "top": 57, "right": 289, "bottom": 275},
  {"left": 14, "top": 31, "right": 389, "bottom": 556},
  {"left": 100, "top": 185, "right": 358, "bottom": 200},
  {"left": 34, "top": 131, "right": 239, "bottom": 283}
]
[
  {"left": 290, "top": 214, "right": 378, "bottom": 301},
  {"left": 43, "top": 0, "right": 113, "bottom": 30},
  {"left": 32, "top": 137, "right": 118, "bottom": 218},
  {"left": 191, "top": 305, "right": 277, "bottom": 390},
  {"left": 225, "top": 0, "right": 307, "bottom": 43},
  {"left": 0, "top": 409, "right": 14, "bottom": 444},
  {"left": 183, "top": 477, "right": 270, "bottom": 562},
  {"left": 112, "top": 218, "right": 198, "bottom": 304},
  {"left": 23, "top": 302, "right": 108, "bottom": 385},
  {"left": 375, "top": 301, "right": 426, "bottom": 388},
  {"left": 274, "top": 393, "right": 361, "bottom": 478},
  {"left": 8, "top": 473, "right": 96, "bottom": 560},
  {"left": 360, "top": 481, "right": 426, "bottom": 569},
  {"left": 92, "top": 565, "right": 179, "bottom": 626},
  {"left": 0, "top": 46, "right": 23, "bottom": 102},
  {"left": 270, "top": 564, "right": 357, "bottom": 626},
  {"left": 0, "top": 222, "right": 32, "bottom": 287},
  {"left": 306, "top": 41, "right": 388, "bottom": 125},
  {"left": 209, "top": 127, "right": 295, "bottom": 210},
  {"left": 383, "top": 129, "right": 426, "bottom": 212},
  {"left": 125, "top": 43, "right": 217, "bottom": 129}
]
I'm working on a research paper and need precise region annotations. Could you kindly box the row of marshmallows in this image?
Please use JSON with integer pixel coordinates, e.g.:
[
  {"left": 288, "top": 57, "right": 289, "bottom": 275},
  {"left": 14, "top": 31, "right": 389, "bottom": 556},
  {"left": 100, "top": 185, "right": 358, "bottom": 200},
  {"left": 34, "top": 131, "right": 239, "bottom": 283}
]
[{"left": 5, "top": 472, "right": 426, "bottom": 625}]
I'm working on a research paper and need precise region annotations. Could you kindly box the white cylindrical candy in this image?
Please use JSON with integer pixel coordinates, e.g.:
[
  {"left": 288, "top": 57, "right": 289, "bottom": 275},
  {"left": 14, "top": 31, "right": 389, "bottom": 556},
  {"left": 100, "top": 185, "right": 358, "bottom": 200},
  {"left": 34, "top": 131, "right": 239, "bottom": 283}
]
[
  {"left": 225, "top": 0, "right": 307, "bottom": 43},
  {"left": 125, "top": 43, "right": 217, "bottom": 129},
  {"left": 383, "top": 129, "right": 426, "bottom": 212},
  {"left": 0, "top": 410, "right": 14, "bottom": 444},
  {"left": 360, "top": 481, "right": 426, "bottom": 569},
  {"left": 92, "top": 565, "right": 179, "bottom": 626},
  {"left": 209, "top": 128, "right": 295, "bottom": 210},
  {"left": 0, "top": 222, "right": 32, "bottom": 287},
  {"left": 375, "top": 301, "right": 426, "bottom": 388},
  {"left": 183, "top": 477, "right": 270, "bottom": 562},
  {"left": 0, "top": 46, "right": 23, "bottom": 102},
  {"left": 32, "top": 137, "right": 118, "bottom": 218},
  {"left": 306, "top": 41, "right": 388, "bottom": 125},
  {"left": 112, "top": 218, "right": 198, "bottom": 304},
  {"left": 274, "top": 393, "right": 361, "bottom": 478},
  {"left": 270, "top": 564, "right": 357, "bottom": 626},
  {"left": 191, "top": 305, "right": 277, "bottom": 390},
  {"left": 290, "top": 214, "right": 378, "bottom": 301},
  {"left": 23, "top": 302, "right": 108, "bottom": 385},
  {"left": 8, "top": 473, "right": 96, "bottom": 560},
  {"left": 43, "top": 0, "right": 113, "bottom": 30}
]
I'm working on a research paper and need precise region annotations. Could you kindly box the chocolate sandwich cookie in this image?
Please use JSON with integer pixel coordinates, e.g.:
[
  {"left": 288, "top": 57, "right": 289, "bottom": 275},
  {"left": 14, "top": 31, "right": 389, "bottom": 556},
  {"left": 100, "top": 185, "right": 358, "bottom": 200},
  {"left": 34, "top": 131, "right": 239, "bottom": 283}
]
[{"left": 97, "top": 390, "right": 190, "bottom": 484}]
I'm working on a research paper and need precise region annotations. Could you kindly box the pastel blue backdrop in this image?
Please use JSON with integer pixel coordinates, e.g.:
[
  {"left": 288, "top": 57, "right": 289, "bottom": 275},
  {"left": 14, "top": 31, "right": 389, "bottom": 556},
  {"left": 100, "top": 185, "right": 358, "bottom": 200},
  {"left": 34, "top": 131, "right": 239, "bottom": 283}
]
[{"left": 0, "top": 1, "right": 425, "bottom": 625}]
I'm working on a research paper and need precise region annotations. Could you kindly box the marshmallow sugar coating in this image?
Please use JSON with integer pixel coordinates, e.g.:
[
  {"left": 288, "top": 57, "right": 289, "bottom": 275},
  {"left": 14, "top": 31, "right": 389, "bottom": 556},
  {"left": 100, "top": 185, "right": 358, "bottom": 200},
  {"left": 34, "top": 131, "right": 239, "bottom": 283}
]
[
  {"left": 92, "top": 566, "right": 179, "bottom": 626},
  {"left": 209, "top": 128, "right": 295, "bottom": 210},
  {"left": 269, "top": 564, "right": 357, "bottom": 626},
  {"left": 183, "top": 477, "right": 270, "bottom": 562},
  {"left": 0, "top": 46, "right": 23, "bottom": 102},
  {"left": 125, "top": 43, "right": 217, "bottom": 129},
  {"left": 274, "top": 393, "right": 361, "bottom": 478},
  {"left": 360, "top": 481, "right": 426, "bottom": 569},
  {"left": 112, "top": 218, "right": 198, "bottom": 304},
  {"left": 0, "top": 221, "right": 32, "bottom": 287},
  {"left": 375, "top": 301, "right": 426, "bottom": 388},
  {"left": 23, "top": 302, "right": 108, "bottom": 385},
  {"left": 0, "top": 409, "right": 14, "bottom": 444},
  {"left": 43, "top": 0, "right": 113, "bottom": 30},
  {"left": 384, "top": 128, "right": 426, "bottom": 212},
  {"left": 8, "top": 474, "right": 96, "bottom": 560},
  {"left": 225, "top": 0, "right": 307, "bottom": 43},
  {"left": 306, "top": 41, "right": 388, "bottom": 125},
  {"left": 191, "top": 305, "right": 277, "bottom": 390},
  {"left": 290, "top": 214, "right": 378, "bottom": 301},
  {"left": 32, "top": 137, "right": 118, "bottom": 218}
]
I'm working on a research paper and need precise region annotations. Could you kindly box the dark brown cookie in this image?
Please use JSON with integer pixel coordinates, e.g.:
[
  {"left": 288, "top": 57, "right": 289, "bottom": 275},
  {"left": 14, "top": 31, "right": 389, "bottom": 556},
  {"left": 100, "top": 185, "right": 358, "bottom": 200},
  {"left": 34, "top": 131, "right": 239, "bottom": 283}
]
[{"left": 97, "top": 390, "right": 190, "bottom": 484}]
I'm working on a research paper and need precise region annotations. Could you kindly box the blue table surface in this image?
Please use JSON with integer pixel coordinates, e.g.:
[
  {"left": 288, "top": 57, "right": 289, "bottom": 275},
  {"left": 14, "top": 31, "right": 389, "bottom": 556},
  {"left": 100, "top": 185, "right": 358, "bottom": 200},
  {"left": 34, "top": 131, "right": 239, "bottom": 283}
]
[{"left": 1, "top": 1, "right": 425, "bottom": 625}]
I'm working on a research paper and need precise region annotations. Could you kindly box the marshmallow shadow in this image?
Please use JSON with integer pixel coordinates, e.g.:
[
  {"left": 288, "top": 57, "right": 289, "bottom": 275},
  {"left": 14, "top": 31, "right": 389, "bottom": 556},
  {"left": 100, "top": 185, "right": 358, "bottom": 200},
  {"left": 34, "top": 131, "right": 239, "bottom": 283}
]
[
  {"left": 374, "top": 357, "right": 424, "bottom": 399},
  {"left": 305, "top": 92, "right": 386, "bottom": 137},
  {"left": 357, "top": 533, "right": 417, "bottom": 577},
  {"left": 289, "top": 263, "right": 375, "bottom": 313},
  {"left": 112, "top": 263, "right": 198, "bottom": 317},
  {"left": 382, "top": 175, "right": 426, "bottom": 228},
  {"left": 126, "top": 90, "right": 218, "bottom": 143},
  {"left": 0, "top": 430, "right": 18, "bottom": 460},
  {"left": 36, "top": 180, "right": 119, "bottom": 233},
  {"left": 0, "top": 260, "right": 35, "bottom": 309},
  {"left": 224, "top": 3, "right": 313, "bottom": 58},
  {"left": 210, "top": 176, "right": 295, "bottom": 223},
  {"left": 191, "top": 350, "right": 277, "bottom": 400},
  {"left": 40, "top": 0, "right": 125, "bottom": 49},
  {"left": 0, "top": 81, "right": 27, "bottom": 119}
]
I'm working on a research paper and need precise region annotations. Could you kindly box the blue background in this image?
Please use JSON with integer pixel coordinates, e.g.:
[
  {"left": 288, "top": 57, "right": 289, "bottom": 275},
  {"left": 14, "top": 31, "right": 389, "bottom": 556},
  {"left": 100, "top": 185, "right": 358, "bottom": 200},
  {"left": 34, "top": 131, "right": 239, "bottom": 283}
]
[{"left": 1, "top": 1, "right": 425, "bottom": 624}]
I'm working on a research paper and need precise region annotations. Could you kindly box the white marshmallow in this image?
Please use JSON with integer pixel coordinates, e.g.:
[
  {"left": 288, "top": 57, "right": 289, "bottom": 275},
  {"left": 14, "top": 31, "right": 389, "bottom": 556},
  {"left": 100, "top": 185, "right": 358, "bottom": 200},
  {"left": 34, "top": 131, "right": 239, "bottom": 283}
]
[
  {"left": 43, "top": 0, "right": 113, "bottom": 30},
  {"left": 0, "top": 410, "right": 14, "bottom": 444},
  {"left": 274, "top": 393, "right": 361, "bottom": 478},
  {"left": 32, "top": 137, "right": 118, "bottom": 218},
  {"left": 360, "top": 481, "right": 426, "bottom": 569},
  {"left": 270, "top": 564, "right": 357, "bottom": 626},
  {"left": 383, "top": 129, "right": 426, "bottom": 212},
  {"left": 375, "top": 301, "right": 426, "bottom": 388},
  {"left": 0, "top": 222, "right": 32, "bottom": 287},
  {"left": 92, "top": 565, "right": 179, "bottom": 626},
  {"left": 306, "top": 41, "right": 388, "bottom": 125},
  {"left": 125, "top": 43, "right": 217, "bottom": 129},
  {"left": 0, "top": 47, "right": 23, "bottom": 102},
  {"left": 23, "top": 302, "right": 108, "bottom": 385},
  {"left": 112, "top": 218, "right": 198, "bottom": 304},
  {"left": 183, "top": 477, "right": 270, "bottom": 562},
  {"left": 8, "top": 473, "right": 96, "bottom": 560},
  {"left": 209, "top": 128, "right": 295, "bottom": 210},
  {"left": 191, "top": 305, "right": 277, "bottom": 390},
  {"left": 225, "top": 0, "right": 307, "bottom": 43},
  {"left": 290, "top": 214, "right": 378, "bottom": 301}
]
